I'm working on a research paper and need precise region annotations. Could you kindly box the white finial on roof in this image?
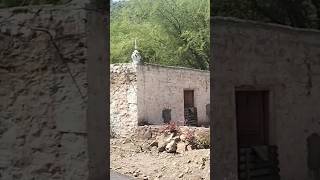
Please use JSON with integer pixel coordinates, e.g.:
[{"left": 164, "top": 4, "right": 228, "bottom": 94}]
[{"left": 131, "top": 38, "right": 143, "bottom": 65}]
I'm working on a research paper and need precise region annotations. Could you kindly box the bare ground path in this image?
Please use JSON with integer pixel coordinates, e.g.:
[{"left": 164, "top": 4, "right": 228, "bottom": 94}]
[
  {"left": 110, "top": 138, "right": 210, "bottom": 180},
  {"left": 111, "top": 170, "right": 133, "bottom": 180}
]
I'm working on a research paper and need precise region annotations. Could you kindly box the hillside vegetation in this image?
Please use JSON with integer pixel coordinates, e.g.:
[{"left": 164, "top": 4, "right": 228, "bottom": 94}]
[{"left": 111, "top": 0, "right": 210, "bottom": 70}]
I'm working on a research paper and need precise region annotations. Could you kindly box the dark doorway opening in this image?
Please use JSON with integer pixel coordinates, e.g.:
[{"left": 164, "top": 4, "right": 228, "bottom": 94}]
[
  {"left": 235, "top": 90, "right": 280, "bottom": 180},
  {"left": 184, "top": 90, "right": 198, "bottom": 126},
  {"left": 184, "top": 90, "right": 194, "bottom": 108},
  {"left": 236, "top": 91, "right": 269, "bottom": 146}
]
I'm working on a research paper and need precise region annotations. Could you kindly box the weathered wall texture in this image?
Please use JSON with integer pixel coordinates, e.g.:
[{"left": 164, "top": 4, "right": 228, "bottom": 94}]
[
  {"left": 110, "top": 64, "right": 137, "bottom": 137},
  {"left": 211, "top": 17, "right": 320, "bottom": 180},
  {"left": 0, "top": 3, "right": 108, "bottom": 179},
  {"left": 110, "top": 63, "right": 210, "bottom": 137},
  {"left": 137, "top": 64, "right": 210, "bottom": 126}
]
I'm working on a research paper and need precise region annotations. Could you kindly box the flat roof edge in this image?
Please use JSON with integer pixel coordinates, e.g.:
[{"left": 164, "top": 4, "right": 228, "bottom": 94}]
[
  {"left": 211, "top": 16, "right": 320, "bottom": 35},
  {"left": 110, "top": 63, "right": 210, "bottom": 73}
]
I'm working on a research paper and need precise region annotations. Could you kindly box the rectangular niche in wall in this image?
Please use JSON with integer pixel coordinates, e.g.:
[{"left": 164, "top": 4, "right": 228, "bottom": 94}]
[{"left": 162, "top": 108, "right": 171, "bottom": 123}]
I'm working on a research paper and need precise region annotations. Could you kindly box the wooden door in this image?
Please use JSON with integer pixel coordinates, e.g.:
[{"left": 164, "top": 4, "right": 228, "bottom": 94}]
[
  {"left": 184, "top": 90, "right": 194, "bottom": 108},
  {"left": 236, "top": 91, "right": 269, "bottom": 146}
]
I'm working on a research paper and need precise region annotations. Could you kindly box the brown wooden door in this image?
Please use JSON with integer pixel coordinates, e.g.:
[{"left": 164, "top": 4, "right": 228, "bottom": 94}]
[
  {"left": 236, "top": 91, "right": 269, "bottom": 146},
  {"left": 184, "top": 90, "right": 194, "bottom": 108}
]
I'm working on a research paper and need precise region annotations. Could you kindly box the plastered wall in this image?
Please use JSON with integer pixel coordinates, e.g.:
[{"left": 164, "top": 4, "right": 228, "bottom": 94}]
[
  {"left": 110, "top": 63, "right": 210, "bottom": 136},
  {"left": 211, "top": 17, "right": 320, "bottom": 180},
  {"left": 137, "top": 64, "right": 210, "bottom": 126},
  {"left": 0, "top": 3, "right": 108, "bottom": 179}
]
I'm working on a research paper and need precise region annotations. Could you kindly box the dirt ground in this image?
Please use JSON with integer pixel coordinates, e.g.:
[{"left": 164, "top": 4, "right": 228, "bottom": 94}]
[{"left": 110, "top": 137, "right": 210, "bottom": 180}]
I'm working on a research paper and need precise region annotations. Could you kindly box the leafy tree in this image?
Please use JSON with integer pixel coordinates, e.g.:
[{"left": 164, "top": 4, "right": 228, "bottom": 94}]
[{"left": 111, "top": 0, "right": 210, "bottom": 70}]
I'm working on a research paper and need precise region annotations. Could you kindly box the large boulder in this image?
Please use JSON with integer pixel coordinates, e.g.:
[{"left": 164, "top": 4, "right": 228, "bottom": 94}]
[
  {"left": 165, "top": 139, "right": 178, "bottom": 153},
  {"left": 157, "top": 133, "right": 172, "bottom": 152},
  {"left": 157, "top": 133, "right": 179, "bottom": 153}
]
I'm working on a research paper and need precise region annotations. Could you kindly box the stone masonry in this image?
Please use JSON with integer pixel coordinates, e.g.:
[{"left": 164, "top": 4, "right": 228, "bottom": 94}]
[{"left": 110, "top": 63, "right": 137, "bottom": 137}]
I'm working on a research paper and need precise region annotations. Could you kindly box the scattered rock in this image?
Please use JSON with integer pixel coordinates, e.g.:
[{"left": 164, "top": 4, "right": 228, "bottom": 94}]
[
  {"left": 158, "top": 143, "right": 167, "bottom": 152},
  {"left": 122, "top": 138, "right": 130, "bottom": 144},
  {"left": 188, "top": 175, "right": 203, "bottom": 180},
  {"left": 157, "top": 135, "right": 170, "bottom": 152},
  {"left": 184, "top": 167, "right": 190, "bottom": 173},
  {"left": 144, "top": 127, "right": 152, "bottom": 139},
  {"left": 165, "top": 133, "right": 175, "bottom": 142},
  {"left": 161, "top": 166, "right": 166, "bottom": 171},
  {"left": 178, "top": 173, "right": 184, "bottom": 178},
  {"left": 180, "top": 134, "right": 187, "bottom": 142},
  {"left": 149, "top": 141, "right": 158, "bottom": 147},
  {"left": 165, "top": 140, "right": 177, "bottom": 153},
  {"left": 177, "top": 142, "right": 187, "bottom": 153},
  {"left": 186, "top": 145, "right": 193, "bottom": 151},
  {"left": 138, "top": 126, "right": 153, "bottom": 140},
  {"left": 111, "top": 128, "right": 210, "bottom": 180}
]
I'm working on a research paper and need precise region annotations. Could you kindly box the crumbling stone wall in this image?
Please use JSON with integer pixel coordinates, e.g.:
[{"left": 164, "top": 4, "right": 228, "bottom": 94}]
[
  {"left": 211, "top": 17, "right": 320, "bottom": 180},
  {"left": 0, "top": 3, "right": 107, "bottom": 179},
  {"left": 137, "top": 64, "right": 210, "bottom": 126},
  {"left": 110, "top": 63, "right": 138, "bottom": 137}
]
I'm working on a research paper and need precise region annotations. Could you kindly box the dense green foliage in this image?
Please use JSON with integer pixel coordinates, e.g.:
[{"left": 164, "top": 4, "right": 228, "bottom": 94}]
[
  {"left": 112, "top": 0, "right": 320, "bottom": 69},
  {"left": 111, "top": 0, "right": 210, "bottom": 70},
  {"left": 212, "top": 0, "right": 320, "bottom": 29}
]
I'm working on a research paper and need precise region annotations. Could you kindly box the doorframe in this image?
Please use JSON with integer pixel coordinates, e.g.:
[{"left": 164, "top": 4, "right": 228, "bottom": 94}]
[
  {"left": 234, "top": 86, "right": 272, "bottom": 179},
  {"left": 235, "top": 85, "right": 275, "bottom": 146}
]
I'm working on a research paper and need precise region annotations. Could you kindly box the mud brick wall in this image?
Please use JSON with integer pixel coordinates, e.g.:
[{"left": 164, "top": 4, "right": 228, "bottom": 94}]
[
  {"left": 211, "top": 17, "right": 320, "bottom": 180},
  {"left": 0, "top": 3, "right": 108, "bottom": 180}
]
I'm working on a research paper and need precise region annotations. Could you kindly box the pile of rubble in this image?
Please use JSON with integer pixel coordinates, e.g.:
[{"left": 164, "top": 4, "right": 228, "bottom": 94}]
[
  {"left": 137, "top": 123, "right": 210, "bottom": 154},
  {"left": 111, "top": 124, "right": 210, "bottom": 179}
]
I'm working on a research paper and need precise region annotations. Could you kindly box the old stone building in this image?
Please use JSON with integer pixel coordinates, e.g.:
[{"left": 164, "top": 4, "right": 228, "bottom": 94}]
[
  {"left": 110, "top": 63, "right": 210, "bottom": 137},
  {"left": 212, "top": 17, "right": 320, "bottom": 180},
  {"left": 1, "top": 1, "right": 320, "bottom": 179}
]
